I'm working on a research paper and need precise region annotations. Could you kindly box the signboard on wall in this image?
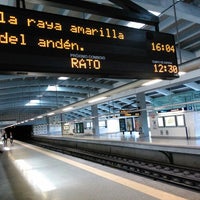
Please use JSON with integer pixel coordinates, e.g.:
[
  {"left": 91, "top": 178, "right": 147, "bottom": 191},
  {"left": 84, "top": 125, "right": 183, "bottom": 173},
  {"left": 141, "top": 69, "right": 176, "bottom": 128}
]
[{"left": 119, "top": 118, "right": 126, "bottom": 132}]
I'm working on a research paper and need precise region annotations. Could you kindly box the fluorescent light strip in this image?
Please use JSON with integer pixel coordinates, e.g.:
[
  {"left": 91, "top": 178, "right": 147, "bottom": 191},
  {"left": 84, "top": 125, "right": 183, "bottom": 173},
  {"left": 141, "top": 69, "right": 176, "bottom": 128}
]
[
  {"left": 88, "top": 96, "right": 107, "bottom": 103},
  {"left": 127, "top": 10, "right": 160, "bottom": 29},
  {"left": 62, "top": 107, "right": 73, "bottom": 111},
  {"left": 127, "top": 22, "right": 144, "bottom": 29},
  {"left": 58, "top": 77, "right": 69, "bottom": 80},
  {"left": 178, "top": 71, "right": 186, "bottom": 76},
  {"left": 25, "top": 99, "right": 40, "bottom": 106},
  {"left": 37, "top": 116, "right": 43, "bottom": 119},
  {"left": 149, "top": 10, "right": 160, "bottom": 16},
  {"left": 46, "top": 85, "right": 57, "bottom": 91},
  {"left": 142, "top": 79, "right": 162, "bottom": 86},
  {"left": 47, "top": 112, "right": 55, "bottom": 116}
]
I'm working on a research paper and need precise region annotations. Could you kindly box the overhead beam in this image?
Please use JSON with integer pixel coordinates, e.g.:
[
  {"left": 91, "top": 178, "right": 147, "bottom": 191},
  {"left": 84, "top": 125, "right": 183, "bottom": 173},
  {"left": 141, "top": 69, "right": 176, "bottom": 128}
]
[
  {"left": 0, "top": 87, "right": 88, "bottom": 98},
  {"left": 110, "top": 0, "right": 159, "bottom": 30},
  {"left": 184, "top": 82, "right": 200, "bottom": 91},
  {"left": 16, "top": 0, "right": 25, "bottom": 8},
  {"left": 26, "top": 0, "right": 159, "bottom": 27},
  {"left": 155, "top": 89, "right": 173, "bottom": 96},
  {"left": 33, "top": 4, "right": 44, "bottom": 11},
  {"left": 145, "top": 96, "right": 153, "bottom": 103},
  {"left": 133, "top": 0, "right": 200, "bottom": 24}
]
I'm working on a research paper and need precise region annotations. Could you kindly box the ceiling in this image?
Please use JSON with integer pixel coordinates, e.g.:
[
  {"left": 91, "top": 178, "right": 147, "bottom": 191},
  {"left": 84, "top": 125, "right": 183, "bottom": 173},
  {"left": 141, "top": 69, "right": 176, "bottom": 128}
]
[{"left": 0, "top": 0, "right": 200, "bottom": 128}]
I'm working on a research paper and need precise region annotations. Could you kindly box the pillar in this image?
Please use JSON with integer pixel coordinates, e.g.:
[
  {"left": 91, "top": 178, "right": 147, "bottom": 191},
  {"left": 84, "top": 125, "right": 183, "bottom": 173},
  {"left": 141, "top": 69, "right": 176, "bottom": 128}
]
[
  {"left": 60, "top": 113, "right": 64, "bottom": 135},
  {"left": 136, "top": 92, "right": 149, "bottom": 137},
  {"left": 46, "top": 116, "right": 50, "bottom": 135},
  {"left": 91, "top": 105, "right": 99, "bottom": 135}
]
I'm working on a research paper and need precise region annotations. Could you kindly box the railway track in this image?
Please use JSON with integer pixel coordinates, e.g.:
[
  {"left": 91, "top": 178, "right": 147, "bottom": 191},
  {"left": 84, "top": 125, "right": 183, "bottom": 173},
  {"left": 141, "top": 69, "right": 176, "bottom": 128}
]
[{"left": 27, "top": 140, "right": 200, "bottom": 191}]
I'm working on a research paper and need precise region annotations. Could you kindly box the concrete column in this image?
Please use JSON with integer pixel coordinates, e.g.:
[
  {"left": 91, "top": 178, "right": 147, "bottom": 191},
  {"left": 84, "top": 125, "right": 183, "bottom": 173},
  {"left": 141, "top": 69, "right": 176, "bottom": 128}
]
[
  {"left": 136, "top": 92, "right": 149, "bottom": 137},
  {"left": 46, "top": 116, "right": 50, "bottom": 135},
  {"left": 60, "top": 114, "right": 64, "bottom": 136},
  {"left": 91, "top": 105, "right": 99, "bottom": 135}
]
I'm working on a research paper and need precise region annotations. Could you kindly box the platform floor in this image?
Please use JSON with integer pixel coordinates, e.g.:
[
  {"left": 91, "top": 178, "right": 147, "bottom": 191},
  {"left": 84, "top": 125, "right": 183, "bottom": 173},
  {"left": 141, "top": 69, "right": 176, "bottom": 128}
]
[
  {"left": 48, "top": 132, "right": 200, "bottom": 148},
  {"left": 0, "top": 140, "right": 199, "bottom": 200}
]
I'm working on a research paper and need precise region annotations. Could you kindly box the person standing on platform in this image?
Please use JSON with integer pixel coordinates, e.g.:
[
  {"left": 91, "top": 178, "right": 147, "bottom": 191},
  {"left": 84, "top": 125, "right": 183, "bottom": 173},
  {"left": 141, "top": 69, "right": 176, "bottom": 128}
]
[
  {"left": 3, "top": 131, "right": 8, "bottom": 146},
  {"left": 0, "top": 130, "right": 4, "bottom": 153},
  {"left": 10, "top": 131, "right": 13, "bottom": 144},
  {"left": 2, "top": 130, "right": 7, "bottom": 146}
]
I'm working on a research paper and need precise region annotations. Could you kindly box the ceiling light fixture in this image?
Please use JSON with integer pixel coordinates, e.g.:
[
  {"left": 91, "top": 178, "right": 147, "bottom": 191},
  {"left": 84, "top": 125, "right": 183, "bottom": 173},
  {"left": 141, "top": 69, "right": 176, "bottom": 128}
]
[
  {"left": 46, "top": 85, "right": 58, "bottom": 91},
  {"left": 25, "top": 99, "right": 40, "bottom": 106},
  {"left": 37, "top": 115, "right": 43, "bottom": 119},
  {"left": 62, "top": 107, "right": 73, "bottom": 111},
  {"left": 178, "top": 71, "right": 186, "bottom": 76},
  {"left": 47, "top": 112, "right": 55, "bottom": 116},
  {"left": 149, "top": 10, "right": 160, "bottom": 16},
  {"left": 58, "top": 77, "right": 69, "bottom": 80},
  {"left": 88, "top": 96, "right": 107, "bottom": 103},
  {"left": 142, "top": 79, "right": 162, "bottom": 86},
  {"left": 127, "top": 21, "right": 144, "bottom": 29},
  {"left": 127, "top": 10, "right": 160, "bottom": 29}
]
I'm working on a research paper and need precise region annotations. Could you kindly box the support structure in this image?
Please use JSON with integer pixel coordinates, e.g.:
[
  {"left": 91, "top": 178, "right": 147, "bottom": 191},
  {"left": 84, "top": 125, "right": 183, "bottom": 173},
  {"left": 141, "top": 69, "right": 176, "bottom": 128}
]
[
  {"left": 16, "top": 0, "right": 26, "bottom": 8},
  {"left": 136, "top": 92, "right": 149, "bottom": 137},
  {"left": 91, "top": 105, "right": 99, "bottom": 135},
  {"left": 27, "top": 0, "right": 159, "bottom": 30}
]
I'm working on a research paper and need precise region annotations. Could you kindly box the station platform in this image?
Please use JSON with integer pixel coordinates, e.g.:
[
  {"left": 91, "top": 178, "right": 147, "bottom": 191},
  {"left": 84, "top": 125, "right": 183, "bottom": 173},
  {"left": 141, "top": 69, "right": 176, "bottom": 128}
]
[
  {"left": 0, "top": 140, "right": 199, "bottom": 200},
  {"left": 33, "top": 132, "right": 200, "bottom": 168},
  {"left": 60, "top": 132, "right": 200, "bottom": 147},
  {"left": 42, "top": 132, "right": 200, "bottom": 154}
]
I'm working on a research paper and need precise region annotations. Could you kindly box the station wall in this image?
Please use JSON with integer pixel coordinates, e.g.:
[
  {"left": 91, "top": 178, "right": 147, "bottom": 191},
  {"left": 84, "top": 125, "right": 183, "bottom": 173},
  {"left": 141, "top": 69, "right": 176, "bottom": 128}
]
[{"left": 149, "top": 110, "right": 200, "bottom": 138}]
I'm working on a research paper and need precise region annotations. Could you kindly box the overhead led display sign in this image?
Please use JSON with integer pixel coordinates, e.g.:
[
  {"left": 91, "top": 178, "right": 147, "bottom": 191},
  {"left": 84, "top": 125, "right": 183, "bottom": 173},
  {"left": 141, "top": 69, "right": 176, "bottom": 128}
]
[
  {"left": 0, "top": 5, "right": 179, "bottom": 79},
  {"left": 120, "top": 110, "right": 140, "bottom": 117}
]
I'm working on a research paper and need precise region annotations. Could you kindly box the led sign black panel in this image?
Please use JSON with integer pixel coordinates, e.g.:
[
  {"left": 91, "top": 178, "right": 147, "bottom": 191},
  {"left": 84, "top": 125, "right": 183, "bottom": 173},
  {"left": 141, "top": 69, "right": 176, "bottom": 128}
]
[
  {"left": 120, "top": 110, "right": 140, "bottom": 117},
  {"left": 0, "top": 5, "right": 179, "bottom": 79}
]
